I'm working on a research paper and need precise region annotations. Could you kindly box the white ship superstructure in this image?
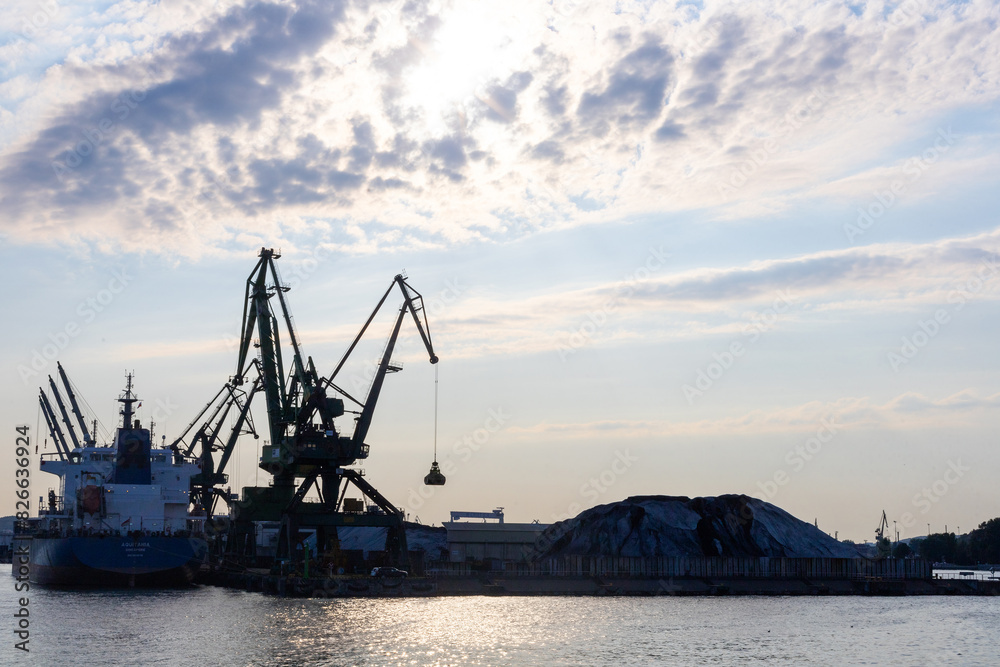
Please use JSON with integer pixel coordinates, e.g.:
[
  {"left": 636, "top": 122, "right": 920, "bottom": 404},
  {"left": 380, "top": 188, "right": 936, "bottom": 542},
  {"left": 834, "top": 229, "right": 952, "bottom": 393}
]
[{"left": 38, "top": 444, "right": 203, "bottom": 536}]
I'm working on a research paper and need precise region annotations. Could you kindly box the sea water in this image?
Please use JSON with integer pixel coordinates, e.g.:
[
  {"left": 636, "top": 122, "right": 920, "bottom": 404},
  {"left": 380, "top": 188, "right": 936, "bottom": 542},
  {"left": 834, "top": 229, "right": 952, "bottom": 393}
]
[{"left": 2, "top": 569, "right": 996, "bottom": 666}]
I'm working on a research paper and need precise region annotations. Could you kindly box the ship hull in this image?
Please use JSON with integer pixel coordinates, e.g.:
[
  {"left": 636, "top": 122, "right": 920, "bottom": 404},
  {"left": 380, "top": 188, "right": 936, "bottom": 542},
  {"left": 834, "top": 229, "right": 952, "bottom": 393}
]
[{"left": 18, "top": 535, "right": 208, "bottom": 587}]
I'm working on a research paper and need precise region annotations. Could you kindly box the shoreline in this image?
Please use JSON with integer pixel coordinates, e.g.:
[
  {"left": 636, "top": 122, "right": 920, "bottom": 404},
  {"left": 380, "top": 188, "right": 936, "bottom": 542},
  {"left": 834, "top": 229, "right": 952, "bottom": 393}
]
[{"left": 197, "top": 570, "right": 1000, "bottom": 598}]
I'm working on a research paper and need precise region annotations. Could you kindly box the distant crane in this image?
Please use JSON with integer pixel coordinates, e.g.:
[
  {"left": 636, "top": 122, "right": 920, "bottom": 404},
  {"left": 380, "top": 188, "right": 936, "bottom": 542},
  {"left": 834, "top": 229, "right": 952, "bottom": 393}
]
[
  {"left": 876, "top": 510, "right": 889, "bottom": 541},
  {"left": 167, "top": 361, "right": 262, "bottom": 517},
  {"left": 875, "top": 510, "right": 892, "bottom": 558}
]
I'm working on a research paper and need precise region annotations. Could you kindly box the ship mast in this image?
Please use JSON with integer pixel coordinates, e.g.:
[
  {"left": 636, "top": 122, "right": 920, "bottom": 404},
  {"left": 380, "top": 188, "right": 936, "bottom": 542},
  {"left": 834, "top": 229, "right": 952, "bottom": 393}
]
[{"left": 119, "top": 372, "right": 138, "bottom": 429}]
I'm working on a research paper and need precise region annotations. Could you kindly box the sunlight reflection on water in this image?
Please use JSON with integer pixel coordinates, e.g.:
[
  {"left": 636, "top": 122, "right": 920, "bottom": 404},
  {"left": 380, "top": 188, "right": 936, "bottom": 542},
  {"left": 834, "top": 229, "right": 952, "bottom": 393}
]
[{"left": 9, "top": 580, "right": 997, "bottom": 666}]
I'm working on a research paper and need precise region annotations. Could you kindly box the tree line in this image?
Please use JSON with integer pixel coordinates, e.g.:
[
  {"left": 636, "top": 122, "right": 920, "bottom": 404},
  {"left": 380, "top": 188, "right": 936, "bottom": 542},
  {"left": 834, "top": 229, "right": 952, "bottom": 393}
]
[{"left": 900, "top": 518, "right": 1000, "bottom": 565}]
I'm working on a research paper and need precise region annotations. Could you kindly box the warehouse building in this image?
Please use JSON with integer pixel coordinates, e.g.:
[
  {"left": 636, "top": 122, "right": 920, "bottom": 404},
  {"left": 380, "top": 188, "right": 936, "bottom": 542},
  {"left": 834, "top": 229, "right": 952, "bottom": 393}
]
[{"left": 444, "top": 509, "right": 549, "bottom": 564}]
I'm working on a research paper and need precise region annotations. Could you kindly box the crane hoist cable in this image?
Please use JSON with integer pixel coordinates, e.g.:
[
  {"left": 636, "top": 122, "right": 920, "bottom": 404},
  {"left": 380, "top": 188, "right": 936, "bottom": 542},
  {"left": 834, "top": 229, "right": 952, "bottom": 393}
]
[
  {"left": 424, "top": 364, "right": 445, "bottom": 486},
  {"left": 434, "top": 364, "right": 439, "bottom": 460}
]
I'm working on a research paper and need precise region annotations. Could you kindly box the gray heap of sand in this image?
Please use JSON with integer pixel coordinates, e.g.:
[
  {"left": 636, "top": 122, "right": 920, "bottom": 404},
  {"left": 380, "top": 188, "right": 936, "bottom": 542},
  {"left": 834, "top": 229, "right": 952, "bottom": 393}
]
[{"left": 534, "top": 495, "right": 862, "bottom": 559}]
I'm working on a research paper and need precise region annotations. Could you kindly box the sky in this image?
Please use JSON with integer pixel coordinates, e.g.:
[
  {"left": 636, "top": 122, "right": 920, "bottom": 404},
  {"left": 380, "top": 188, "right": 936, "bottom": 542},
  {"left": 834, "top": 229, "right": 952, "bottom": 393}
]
[{"left": 1, "top": 0, "right": 999, "bottom": 543}]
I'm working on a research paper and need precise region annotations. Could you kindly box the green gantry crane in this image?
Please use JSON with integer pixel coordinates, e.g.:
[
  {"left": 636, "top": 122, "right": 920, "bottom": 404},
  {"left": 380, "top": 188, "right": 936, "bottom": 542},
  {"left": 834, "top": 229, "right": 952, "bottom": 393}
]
[{"left": 220, "top": 248, "right": 438, "bottom": 570}]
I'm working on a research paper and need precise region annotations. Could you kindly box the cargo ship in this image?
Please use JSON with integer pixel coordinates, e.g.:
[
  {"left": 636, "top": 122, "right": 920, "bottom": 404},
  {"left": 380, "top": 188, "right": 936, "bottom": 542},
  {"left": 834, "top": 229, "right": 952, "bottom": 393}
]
[{"left": 15, "top": 372, "right": 208, "bottom": 586}]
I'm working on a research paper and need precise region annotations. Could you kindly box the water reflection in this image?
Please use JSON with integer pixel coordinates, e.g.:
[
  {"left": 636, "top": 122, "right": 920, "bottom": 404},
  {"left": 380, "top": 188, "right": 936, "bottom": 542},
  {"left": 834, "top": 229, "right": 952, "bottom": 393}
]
[{"left": 8, "top": 580, "right": 996, "bottom": 666}]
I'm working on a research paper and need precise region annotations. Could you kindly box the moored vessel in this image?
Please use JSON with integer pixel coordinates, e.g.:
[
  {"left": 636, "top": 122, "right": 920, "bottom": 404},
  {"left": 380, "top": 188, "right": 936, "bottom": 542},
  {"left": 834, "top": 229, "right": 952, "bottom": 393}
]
[{"left": 16, "top": 371, "right": 207, "bottom": 586}]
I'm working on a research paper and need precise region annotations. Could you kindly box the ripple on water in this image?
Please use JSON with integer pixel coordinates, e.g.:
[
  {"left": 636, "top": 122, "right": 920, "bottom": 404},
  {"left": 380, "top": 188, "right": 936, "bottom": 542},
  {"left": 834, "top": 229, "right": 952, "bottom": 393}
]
[{"left": 5, "top": 577, "right": 996, "bottom": 666}]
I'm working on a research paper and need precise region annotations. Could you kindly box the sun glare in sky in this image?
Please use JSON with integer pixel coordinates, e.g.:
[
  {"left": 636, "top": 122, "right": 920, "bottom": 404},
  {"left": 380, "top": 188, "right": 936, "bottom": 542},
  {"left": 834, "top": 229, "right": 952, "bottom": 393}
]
[
  {"left": 2, "top": 0, "right": 999, "bottom": 543},
  {"left": 405, "top": 5, "right": 528, "bottom": 132}
]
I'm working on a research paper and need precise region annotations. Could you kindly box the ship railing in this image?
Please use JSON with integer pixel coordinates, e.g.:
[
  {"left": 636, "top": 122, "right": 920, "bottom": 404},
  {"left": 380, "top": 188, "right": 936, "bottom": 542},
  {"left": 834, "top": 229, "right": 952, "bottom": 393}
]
[
  {"left": 22, "top": 524, "right": 202, "bottom": 539},
  {"left": 13, "top": 520, "right": 35, "bottom": 535},
  {"left": 40, "top": 491, "right": 65, "bottom": 515},
  {"left": 39, "top": 451, "right": 84, "bottom": 463}
]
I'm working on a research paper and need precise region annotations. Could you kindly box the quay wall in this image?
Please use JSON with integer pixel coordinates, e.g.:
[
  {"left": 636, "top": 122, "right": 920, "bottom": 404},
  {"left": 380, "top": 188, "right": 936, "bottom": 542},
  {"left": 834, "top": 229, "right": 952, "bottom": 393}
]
[
  {"left": 199, "top": 557, "right": 1000, "bottom": 598},
  {"left": 433, "top": 556, "right": 932, "bottom": 580}
]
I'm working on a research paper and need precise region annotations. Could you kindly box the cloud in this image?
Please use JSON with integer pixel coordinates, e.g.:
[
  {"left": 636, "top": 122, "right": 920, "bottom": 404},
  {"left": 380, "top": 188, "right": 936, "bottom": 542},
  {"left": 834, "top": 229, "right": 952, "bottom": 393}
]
[
  {"left": 1, "top": 0, "right": 352, "bottom": 247},
  {"left": 576, "top": 34, "right": 675, "bottom": 133},
  {"left": 505, "top": 390, "right": 1000, "bottom": 440},
  {"left": 629, "top": 230, "right": 1000, "bottom": 309},
  {"left": 0, "top": 0, "right": 998, "bottom": 255},
  {"left": 480, "top": 71, "right": 534, "bottom": 123},
  {"left": 377, "top": 229, "right": 1000, "bottom": 361}
]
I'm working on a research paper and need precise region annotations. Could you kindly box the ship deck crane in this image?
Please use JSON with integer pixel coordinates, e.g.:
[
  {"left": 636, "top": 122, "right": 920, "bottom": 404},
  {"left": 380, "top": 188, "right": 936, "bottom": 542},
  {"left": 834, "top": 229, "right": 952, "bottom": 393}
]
[
  {"left": 38, "top": 363, "right": 98, "bottom": 461},
  {"left": 47, "top": 375, "right": 81, "bottom": 450},
  {"left": 57, "top": 362, "right": 94, "bottom": 445},
  {"left": 39, "top": 389, "right": 71, "bottom": 461}
]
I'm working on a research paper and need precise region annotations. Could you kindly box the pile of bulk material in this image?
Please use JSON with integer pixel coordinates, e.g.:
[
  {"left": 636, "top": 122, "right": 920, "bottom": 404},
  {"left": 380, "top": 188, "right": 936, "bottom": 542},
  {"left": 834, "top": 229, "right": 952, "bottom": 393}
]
[{"left": 535, "top": 495, "right": 862, "bottom": 559}]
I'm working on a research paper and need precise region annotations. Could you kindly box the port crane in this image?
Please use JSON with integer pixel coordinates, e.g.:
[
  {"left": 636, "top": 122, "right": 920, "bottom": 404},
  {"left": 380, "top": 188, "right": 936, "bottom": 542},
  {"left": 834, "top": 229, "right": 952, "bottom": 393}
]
[
  {"left": 876, "top": 510, "right": 889, "bottom": 542},
  {"left": 875, "top": 510, "right": 892, "bottom": 558},
  {"left": 207, "top": 248, "right": 439, "bottom": 569},
  {"left": 167, "top": 365, "right": 262, "bottom": 518}
]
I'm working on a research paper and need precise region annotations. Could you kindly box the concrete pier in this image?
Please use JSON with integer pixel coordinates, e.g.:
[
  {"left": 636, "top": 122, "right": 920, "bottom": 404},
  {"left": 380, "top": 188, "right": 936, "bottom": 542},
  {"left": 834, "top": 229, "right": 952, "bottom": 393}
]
[{"left": 196, "top": 569, "right": 1000, "bottom": 598}]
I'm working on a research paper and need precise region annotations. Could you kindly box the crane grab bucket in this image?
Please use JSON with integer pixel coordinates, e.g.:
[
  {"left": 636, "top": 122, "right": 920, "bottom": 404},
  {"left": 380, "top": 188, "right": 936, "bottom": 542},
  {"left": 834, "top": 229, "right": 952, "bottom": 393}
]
[{"left": 424, "top": 460, "right": 446, "bottom": 486}]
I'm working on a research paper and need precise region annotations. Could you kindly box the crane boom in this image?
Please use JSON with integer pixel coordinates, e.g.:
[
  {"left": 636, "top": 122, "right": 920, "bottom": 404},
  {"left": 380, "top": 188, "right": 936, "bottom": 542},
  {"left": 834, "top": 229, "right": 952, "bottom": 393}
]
[
  {"left": 48, "top": 375, "right": 81, "bottom": 450},
  {"left": 57, "top": 362, "right": 93, "bottom": 445},
  {"left": 169, "top": 384, "right": 228, "bottom": 452},
  {"left": 353, "top": 305, "right": 407, "bottom": 449},
  {"left": 327, "top": 274, "right": 438, "bottom": 450},
  {"left": 39, "top": 390, "right": 71, "bottom": 461}
]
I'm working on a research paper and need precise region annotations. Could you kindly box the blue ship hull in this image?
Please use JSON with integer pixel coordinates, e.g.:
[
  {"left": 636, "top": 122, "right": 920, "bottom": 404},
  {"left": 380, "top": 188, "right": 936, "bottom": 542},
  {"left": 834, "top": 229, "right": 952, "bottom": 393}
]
[{"left": 22, "top": 535, "right": 208, "bottom": 587}]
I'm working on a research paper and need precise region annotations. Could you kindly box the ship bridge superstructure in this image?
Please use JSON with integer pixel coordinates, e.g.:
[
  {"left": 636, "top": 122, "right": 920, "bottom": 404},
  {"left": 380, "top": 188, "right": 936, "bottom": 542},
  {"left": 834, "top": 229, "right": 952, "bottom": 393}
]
[{"left": 34, "top": 371, "right": 203, "bottom": 538}]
